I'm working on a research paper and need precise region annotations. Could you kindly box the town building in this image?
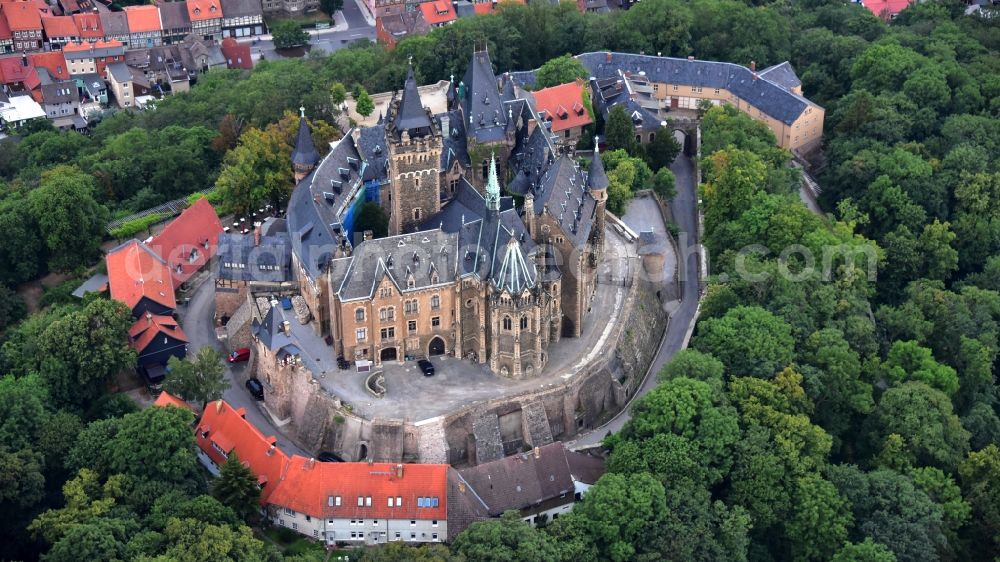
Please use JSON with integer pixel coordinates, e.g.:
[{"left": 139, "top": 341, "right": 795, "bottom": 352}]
[
  {"left": 71, "top": 12, "right": 104, "bottom": 43},
  {"left": 123, "top": 5, "right": 163, "bottom": 48},
  {"left": 99, "top": 10, "right": 130, "bottom": 46},
  {"left": 215, "top": 217, "right": 293, "bottom": 321},
  {"left": 418, "top": 0, "right": 456, "bottom": 27},
  {"left": 40, "top": 15, "right": 79, "bottom": 47},
  {"left": 156, "top": 1, "right": 191, "bottom": 44},
  {"left": 104, "top": 60, "right": 135, "bottom": 106},
  {"left": 128, "top": 312, "right": 189, "bottom": 371},
  {"left": 374, "top": 10, "right": 428, "bottom": 49},
  {"left": 527, "top": 80, "right": 593, "bottom": 147},
  {"left": 148, "top": 196, "right": 224, "bottom": 289},
  {"left": 0, "top": 14, "right": 11, "bottom": 54},
  {"left": 220, "top": 35, "right": 253, "bottom": 69},
  {"left": 106, "top": 239, "right": 177, "bottom": 319},
  {"left": 187, "top": 0, "right": 223, "bottom": 40},
  {"left": 62, "top": 39, "right": 125, "bottom": 76},
  {"left": 2, "top": 1, "right": 44, "bottom": 51},
  {"left": 0, "top": 90, "right": 44, "bottom": 127},
  {"left": 457, "top": 442, "right": 604, "bottom": 525},
  {"left": 861, "top": 0, "right": 913, "bottom": 20},
  {"left": 220, "top": 0, "right": 265, "bottom": 38}
]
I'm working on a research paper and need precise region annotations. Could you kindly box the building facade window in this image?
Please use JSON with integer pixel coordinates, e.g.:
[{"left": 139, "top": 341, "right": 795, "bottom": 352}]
[
  {"left": 356, "top": 328, "right": 367, "bottom": 341},
  {"left": 431, "top": 294, "right": 440, "bottom": 309},
  {"left": 380, "top": 327, "right": 395, "bottom": 339},
  {"left": 355, "top": 308, "right": 365, "bottom": 321},
  {"left": 431, "top": 316, "right": 440, "bottom": 328},
  {"left": 520, "top": 315, "right": 528, "bottom": 330},
  {"left": 503, "top": 316, "right": 512, "bottom": 331},
  {"left": 408, "top": 320, "right": 417, "bottom": 333}
]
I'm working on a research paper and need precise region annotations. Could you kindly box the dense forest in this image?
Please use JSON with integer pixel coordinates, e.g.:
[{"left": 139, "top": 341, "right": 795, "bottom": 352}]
[{"left": 1, "top": 0, "right": 999, "bottom": 559}]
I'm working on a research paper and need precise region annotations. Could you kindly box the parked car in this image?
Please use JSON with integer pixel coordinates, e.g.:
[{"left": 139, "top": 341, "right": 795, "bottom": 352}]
[
  {"left": 417, "top": 359, "right": 435, "bottom": 376},
  {"left": 318, "top": 451, "right": 344, "bottom": 462},
  {"left": 245, "top": 378, "right": 264, "bottom": 400},
  {"left": 228, "top": 348, "right": 251, "bottom": 363}
]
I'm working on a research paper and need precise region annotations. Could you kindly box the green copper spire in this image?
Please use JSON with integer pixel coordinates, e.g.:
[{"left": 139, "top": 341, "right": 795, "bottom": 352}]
[{"left": 486, "top": 153, "right": 500, "bottom": 212}]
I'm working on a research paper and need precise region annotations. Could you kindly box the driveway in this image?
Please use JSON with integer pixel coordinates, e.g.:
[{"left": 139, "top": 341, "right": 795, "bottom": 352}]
[
  {"left": 570, "top": 153, "right": 702, "bottom": 447},
  {"left": 180, "top": 279, "right": 310, "bottom": 457}
]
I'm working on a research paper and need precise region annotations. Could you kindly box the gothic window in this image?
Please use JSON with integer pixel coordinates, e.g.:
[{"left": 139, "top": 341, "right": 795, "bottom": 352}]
[
  {"left": 413, "top": 208, "right": 422, "bottom": 221},
  {"left": 503, "top": 316, "right": 512, "bottom": 331},
  {"left": 520, "top": 315, "right": 528, "bottom": 330},
  {"left": 415, "top": 177, "right": 420, "bottom": 189},
  {"left": 450, "top": 179, "right": 458, "bottom": 193}
]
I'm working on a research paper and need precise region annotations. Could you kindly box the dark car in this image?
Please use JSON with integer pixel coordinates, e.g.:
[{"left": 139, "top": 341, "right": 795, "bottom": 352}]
[
  {"left": 245, "top": 378, "right": 264, "bottom": 400},
  {"left": 417, "top": 359, "right": 435, "bottom": 376},
  {"left": 228, "top": 348, "right": 251, "bottom": 363},
  {"left": 318, "top": 451, "right": 344, "bottom": 462},
  {"left": 337, "top": 357, "right": 351, "bottom": 370}
]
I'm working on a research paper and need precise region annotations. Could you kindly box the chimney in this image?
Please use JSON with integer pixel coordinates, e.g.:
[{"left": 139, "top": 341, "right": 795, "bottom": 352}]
[
  {"left": 253, "top": 222, "right": 262, "bottom": 246},
  {"left": 458, "top": 480, "right": 466, "bottom": 493},
  {"left": 527, "top": 117, "right": 537, "bottom": 136},
  {"left": 750, "top": 60, "right": 756, "bottom": 72},
  {"left": 753, "top": 73, "right": 758, "bottom": 81},
  {"left": 145, "top": 310, "right": 153, "bottom": 325},
  {"left": 687, "top": 55, "right": 694, "bottom": 61},
  {"left": 533, "top": 446, "right": 540, "bottom": 459},
  {"left": 351, "top": 127, "right": 361, "bottom": 143},
  {"left": 21, "top": 53, "right": 28, "bottom": 67},
  {"left": 267, "top": 445, "right": 276, "bottom": 456},
  {"left": 395, "top": 463, "right": 404, "bottom": 478},
  {"left": 605, "top": 52, "right": 612, "bottom": 63},
  {"left": 281, "top": 320, "right": 291, "bottom": 334},
  {"left": 306, "top": 458, "right": 315, "bottom": 469},
  {"left": 440, "top": 114, "right": 450, "bottom": 137}
]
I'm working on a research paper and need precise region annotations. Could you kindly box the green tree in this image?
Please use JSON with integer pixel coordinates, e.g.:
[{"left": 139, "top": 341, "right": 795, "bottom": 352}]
[
  {"left": 656, "top": 348, "right": 725, "bottom": 391},
  {"left": 694, "top": 305, "right": 795, "bottom": 378},
  {"left": 355, "top": 88, "right": 375, "bottom": 118},
  {"left": 356, "top": 542, "right": 459, "bottom": 561},
  {"left": 0, "top": 193, "right": 45, "bottom": 285},
  {"left": 28, "top": 165, "right": 109, "bottom": 272},
  {"left": 148, "top": 492, "right": 240, "bottom": 530},
  {"left": 603, "top": 104, "right": 636, "bottom": 154},
  {"left": 37, "top": 299, "right": 136, "bottom": 410},
  {"left": 533, "top": 54, "right": 589, "bottom": 89},
  {"left": 882, "top": 340, "right": 958, "bottom": 396},
  {"left": 353, "top": 202, "right": 389, "bottom": 239},
  {"left": 103, "top": 406, "right": 199, "bottom": 485},
  {"left": 0, "top": 448, "right": 46, "bottom": 509},
  {"left": 212, "top": 453, "right": 261, "bottom": 523},
  {"left": 800, "top": 328, "right": 874, "bottom": 441},
  {"left": 164, "top": 347, "right": 228, "bottom": 405},
  {"left": 701, "top": 148, "right": 768, "bottom": 235},
  {"left": 0, "top": 373, "right": 49, "bottom": 451},
  {"left": 864, "top": 382, "right": 970, "bottom": 472},
  {"left": 155, "top": 517, "right": 272, "bottom": 562},
  {"left": 831, "top": 539, "right": 898, "bottom": 562},
  {"left": 644, "top": 127, "right": 681, "bottom": 171},
  {"left": 652, "top": 167, "right": 676, "bottom": 201},
  {"left": 606, "top": 158, "right": 637, "bottom": 215},
  {"left": 216, "top": 126, "right": 294, "bottom": 216},
  {"left": 959, "top": 445, "right": 1000, "bottom": 561},
  {"left": 271, "top": 20, "right": 310, "bottom": 49},
  {"left": 785, "top": 473, "right": 852, "bottom": 562},
  {"left": 44, "top": 517, "right": 139, "bottom": 562},
  {"left": 330, "top": 82, "right": 348, "bottom": 107},
  {"left": 451, "top": 511, "right": 560, "bottom": 562}
]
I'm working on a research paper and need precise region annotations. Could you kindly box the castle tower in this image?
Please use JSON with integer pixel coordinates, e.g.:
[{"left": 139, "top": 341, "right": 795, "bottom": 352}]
[
  {"left": 461, "top": 48, "right": 514, "bottom": 190},
  {"left": 386, "top": 63, "right": 443, "bottom": 235},
  {"left": 588, "top": 139, "right": 609, "bottom": 251},
  {"left": 291, "top": 107, "right": 320, "bottom": 184},
  {"left": 485, "top": 153, "right": 500, "bottom": 212}
]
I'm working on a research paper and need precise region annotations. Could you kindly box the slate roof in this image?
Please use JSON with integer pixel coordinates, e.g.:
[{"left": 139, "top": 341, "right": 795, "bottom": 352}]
[
  {"left": 99, "top": 10, "right": 129, "bottom": 36},
  {"left": 393, "top": 64, "right": 433, "bottom": 136},
  {"left": 291, "top": 116, "right": 319, "bottom": 167},
  {"left": 106, "top": 239, "right": 176, "bottom": 312},
  {"left": 287, "top": 133, "right": 365, "bottom": 279},
  {"left": 330, "top": 228, "right": 456, "bottom": 301},
  {"left": 576, "top": 51, "right": 820, "bottom": 125},
  {"left": 220, "top": 0, "right": 262, "bottom": 19},
  {"left": 533, "top": 155, "right": 596, "bottom": 248},
  {"left": 457, "top": 443, "right": 605, "bottom": 516},
  {"left": 40, "top": 80, "right": 75, "bottom": 104},
  {"left": 216, "top": 231, "right": 292, "bottom": 283},
  {"left": 461, "top": 49, "right": 507, "bottom": 143},
  {"left": 76, "top": 72, "right": 106, "bottom": 99},
  {"left": 453, "top": 0, "right": 475, "bottom": 17},
  {"left": 71, "top": 272, "right": 108, "bottom": 298},
  {"left": 508, "top": 125, "right": 552, "bottom": 196},
  {"left": 757, "top": 61, "right": 801, "bottom": 91},
  {"left": 587, "top": 145, "right": 608, "bottom": 191},
  {"left": 439, "top": 109, "right": 469, "bottom": 172},
  {"left": 62, "top": 40, "right": 125, "bottom": 59},
  {"left": 157, "top": 1, "right": 190, "bottom": 31},
  {"left": 357, "top": 123, "right": 388, "bottom": 183}
]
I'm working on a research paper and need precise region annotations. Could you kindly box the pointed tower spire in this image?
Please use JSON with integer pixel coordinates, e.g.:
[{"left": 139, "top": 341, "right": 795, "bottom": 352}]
[
  {"left": 394, "top": 62, "right": 432, "bottom": 134},
  {"left": 588, "top": 138, "right": 609, "bottom": 192},
  {"left": 291, "top": 109, "right": 319, "bottom": 182},
  {"left": 485, "top": 153, "right": 500, "bottom": 212}
]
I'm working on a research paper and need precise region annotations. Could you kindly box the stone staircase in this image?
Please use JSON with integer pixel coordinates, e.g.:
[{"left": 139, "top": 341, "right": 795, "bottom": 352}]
[
  {"left": 521, "top": 401, "right": 554, "bottom": 447},
  {"left": 472, "top": 412, "right": 504, "bottom": 464}
]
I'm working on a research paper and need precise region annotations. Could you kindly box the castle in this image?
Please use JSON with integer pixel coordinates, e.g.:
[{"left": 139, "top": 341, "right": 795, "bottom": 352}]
[{"left": 283, "top": 49, "right": 606, "bottom": 378}]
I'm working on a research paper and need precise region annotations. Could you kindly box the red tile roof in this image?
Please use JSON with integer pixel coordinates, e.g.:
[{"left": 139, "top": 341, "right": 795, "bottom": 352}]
[
  {"left": 129, "top": 313, "right": 188, "bottom": 354},
  {"left": 194, "top": 399, "right": 450, "bottom": 519},
  {"left": 220, "top": 36, "right": 252, "bottom": 69},
  {"left": 186, "top": 0, "right": 222, "bottom": 22},
  {"left": 106, "top": 240, "right": 177, "bottom": 312},
  {"left": 0, "top": 1, "right": 42, "bottom": 32},
  {"left": 472, "top": 2, "right": 491, "bottom": 14},
  {"left": 197, "top": 400, "right": 289, "bottom": 502},
  {"left": 123, "top": 4, "right": 161, "bottom": 33},
  {"left": 28, "top": 51, "right": 69, "bottom": 80},
  {"left": 149, "top": 197, "right": 223, "bottom": 287},
  {"left": 62, "top": 38, "right": 123, "bottom": 54},
  {"left": 72, "top": 11, "right": 103, "bottom": 38},
  {"left": 154, "top": 391, "right": 194, "bottom": 411},
  {"left": 861, "top": 0, "right": 912, "bottom": 18},
  {"left": 269, "top": 457, "right": 450, "bottom": 521},
  {"left": 531, "top": 81, "right": 592, "bottom": 133},
  {"left": 419, "top": 0, "right": 455, "bottom": 25},
  {"left": 0, "top": 8, "right": 12, "bottom": 39},
  {"left": 0, "top": 54, "right": 32, "bottom": 85},
  {"left": 41, "top": 15, "right": 78, "bottom": 37}
]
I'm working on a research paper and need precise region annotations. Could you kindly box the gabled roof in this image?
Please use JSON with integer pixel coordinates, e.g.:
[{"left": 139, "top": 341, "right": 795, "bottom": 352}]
[
  {"left": 72, "top": 12, "right": 103, "bottom": 38},
  {"left": 187, "top": 0, "right": 223, "bottom": 21},
  {"left": 462, "top": 49, "right": 506, "bottom": 143},
  {"left": 99, "top": 10, "right": 129, "bottom": 36},
  {"left": 153, "top": 391, "right": 193, "bottom": 410},
  {"left": 393, "top": 64, "right": 433, "bottom": 134},
  {"left": 29, "top": 51, "right": 71, "bottom": 81},
  {"left": 216, "top": 231, "right": 291, "bottom": 283},
  {"left": 157, "top": 0, "right": 190, "bottom": 30},
  {"left": 757, "top": 61, "right": 801, "bottom": 92},
  {"left": 457, "top": 443, "right": 605, "bottom": 516},
  {"left": 106, "top": 239, "right": 177, "bottom": 312},
  {"left": 0, "top": 55, "right": 32, "bottom": 85},
  {"left": 220, "top": 0, "right": 261, "bottom": 19},
  {"left": 1, "top": 1, "right": 42, "bottom": 31},
  {"left": 123, "top": 5, "right": 162, "bottom": 33},
  {"left": 0, "top": 10, "right": 11, "bottom": 39},
  {"left": 41, "top": 15, "right": 78, "bottom": 37},
  {"left": 197, "top": 400, "right": 289, "bottom": 501},
  {"left": 530, "top": 81, "right": 591, "bottom": 133},
  {"left": 472, "top": 1, "right": 491, "bottom": 14},
  {"left": 418, "top": 0, "right": 455, "bottom": 25},
  {"left": 533, "top": 155, "right": 596, "bottom": 248},
  {"left": 149, "top": 197, "right": 223, "bottom": 286},
  {"left": 129, "top": 313, "right": 188, "bottom": 354},
  {"left": 62, "top": 39, "right": 124, "bottom": 59},
  {"left": 220, "top": 36, "right": 252, "bottom": 69},
  {"left": 861, "top": 0, "right": 912, "bottom": 18}
]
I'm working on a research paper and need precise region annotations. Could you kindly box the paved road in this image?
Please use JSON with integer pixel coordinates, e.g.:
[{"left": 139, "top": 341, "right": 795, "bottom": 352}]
[
  {"left": 570, "top": 153, "right": 702, "bottom": 448},
  {"left": 180, "top": 280, "right": 310, "bottom": 457},
  {"left": 241, "top": 0, "right": 375, "bottom": 60}
]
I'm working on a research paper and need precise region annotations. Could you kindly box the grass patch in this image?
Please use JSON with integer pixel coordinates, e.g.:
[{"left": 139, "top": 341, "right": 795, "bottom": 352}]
[
  {"left": 266, "top": 11, "right": 330, "bottom": 29},
  {"left": 263, "top": 526, "right": 328, "bottom": 558},
  {"left": 109, "top": 211, "right": 172, "bottom": 239}
]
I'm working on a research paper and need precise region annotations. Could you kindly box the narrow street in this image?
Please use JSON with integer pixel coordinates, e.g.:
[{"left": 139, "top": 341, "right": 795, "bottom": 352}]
[{"left": 570, "top": 152, "right": 702, "bottom": 447}]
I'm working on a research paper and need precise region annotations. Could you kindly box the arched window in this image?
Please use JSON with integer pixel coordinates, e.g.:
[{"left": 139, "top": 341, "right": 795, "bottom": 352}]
[
  {"left": 503, "top": 316, "right": 512, "bottom": 331},
  {"left": 520, "top": 315, "right": 528, "bottom": 330},
  {"left": 414, "top": 177, "right": 420, "bottom": 189}
]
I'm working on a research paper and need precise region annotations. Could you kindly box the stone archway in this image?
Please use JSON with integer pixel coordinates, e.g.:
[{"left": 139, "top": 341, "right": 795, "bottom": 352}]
[
  {"left": 428, "top": 336, "right": 446, "bottom": 356},
  {"left": 673, "top": 129, "right": 696, "bottom": 157},
  {"left": 380, "top": 347, "right": 397, "bottom": 362}
]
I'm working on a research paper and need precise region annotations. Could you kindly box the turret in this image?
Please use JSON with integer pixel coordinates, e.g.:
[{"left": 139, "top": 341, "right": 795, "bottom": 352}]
[
  {"left": 485, "top": 153, "right": 500, "bottom": 212},
  {"left": 291, "top": 107, "right": 319, "bottom": 183},
  {"left": 587, "top": 138, "right": 609, "bottom": 200}
]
